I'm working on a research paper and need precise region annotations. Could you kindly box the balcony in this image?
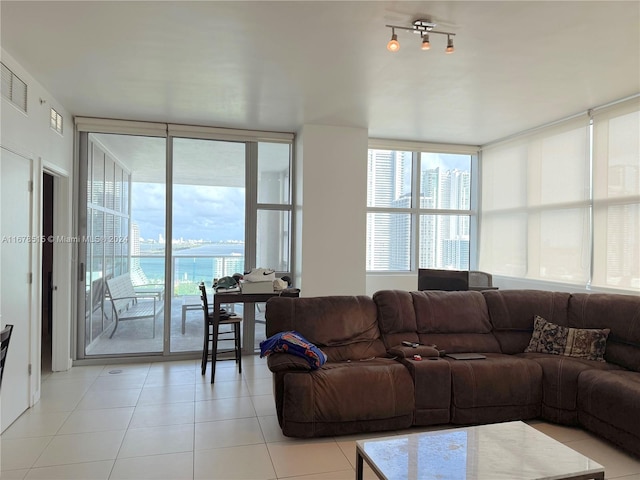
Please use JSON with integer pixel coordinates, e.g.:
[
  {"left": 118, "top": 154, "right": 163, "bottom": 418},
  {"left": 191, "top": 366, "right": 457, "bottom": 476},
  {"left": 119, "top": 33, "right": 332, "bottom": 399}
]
[{"left": 84, "top": 255, "right": 266, "bottom": 357}]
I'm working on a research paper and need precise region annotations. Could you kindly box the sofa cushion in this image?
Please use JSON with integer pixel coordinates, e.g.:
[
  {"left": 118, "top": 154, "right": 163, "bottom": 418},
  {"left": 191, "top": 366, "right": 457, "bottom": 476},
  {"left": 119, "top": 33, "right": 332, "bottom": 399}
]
[
  {"left": 569, "top": 293, "right": 640, "bottom": 371},
  {"left": 525, "top": 316, "right": 610, "bottom": 362},
  {"left": 518, "top": 352, "right": 622, "bottom": 425},
  {"left": 266, "top": 296, "right": 387, "bottom": 361},
  {"left": 483, "top": 290, "right": 571, "bottom": 354},
  {"left": 578, "top": 369, "right": 640, "bottom": 457},
  {"left": 410, "top": 290, "right": 502, "bottom": 353},
  {"left": 447, "top": 353, "right": 542, "bottom": 424},
  {"left": 279, "top": 359, "right": 414, "bottom": 437},
  {"left": 374, "top": 290, "right": 420, "bottom": 349},
  {"left": 400, "top": 357, "right": 451, "bottom": 426}
]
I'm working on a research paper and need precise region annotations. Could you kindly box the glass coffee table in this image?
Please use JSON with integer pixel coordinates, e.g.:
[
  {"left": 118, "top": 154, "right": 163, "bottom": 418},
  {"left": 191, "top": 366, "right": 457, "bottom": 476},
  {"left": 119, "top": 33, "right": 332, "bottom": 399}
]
[{"left": 355, "top": 421, "right": 604, "bottom": 480}]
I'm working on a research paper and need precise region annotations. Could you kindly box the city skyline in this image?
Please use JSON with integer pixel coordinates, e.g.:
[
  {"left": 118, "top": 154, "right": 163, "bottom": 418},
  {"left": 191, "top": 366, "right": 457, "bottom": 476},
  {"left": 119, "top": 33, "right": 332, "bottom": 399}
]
[{"left": 367, "top": 150, "right": 472, "bottom": 271}]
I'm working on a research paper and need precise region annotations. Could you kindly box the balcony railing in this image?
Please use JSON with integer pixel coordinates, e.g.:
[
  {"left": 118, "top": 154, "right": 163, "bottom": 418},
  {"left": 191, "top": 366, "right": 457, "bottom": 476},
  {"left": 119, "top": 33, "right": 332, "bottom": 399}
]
[
  {"left": 132, "top": 254, "right": 245, "bottom": 296},
  {"left": 85, "top": 254, "right": 245, "bottom": 348}
]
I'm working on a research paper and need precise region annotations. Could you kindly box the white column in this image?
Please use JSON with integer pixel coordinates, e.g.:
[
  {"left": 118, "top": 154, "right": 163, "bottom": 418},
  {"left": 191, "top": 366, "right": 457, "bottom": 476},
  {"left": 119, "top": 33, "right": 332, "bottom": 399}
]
[{"left": 294, "top": 125, "right": 368, "bottom": 296}]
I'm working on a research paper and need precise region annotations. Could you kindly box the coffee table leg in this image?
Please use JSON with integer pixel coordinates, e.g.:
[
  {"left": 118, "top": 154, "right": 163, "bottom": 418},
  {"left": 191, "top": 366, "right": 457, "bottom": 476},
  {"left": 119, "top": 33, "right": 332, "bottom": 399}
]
[{"left": 356, "top": 449, "right": 364, "bottom": 480}]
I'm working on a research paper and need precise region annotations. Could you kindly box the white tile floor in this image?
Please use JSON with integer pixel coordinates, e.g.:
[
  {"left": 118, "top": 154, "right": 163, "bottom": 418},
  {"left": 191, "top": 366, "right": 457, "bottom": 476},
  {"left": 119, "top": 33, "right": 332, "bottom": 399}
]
[{"left": 2, "top": 356, "right": 640, "bottom": 480}]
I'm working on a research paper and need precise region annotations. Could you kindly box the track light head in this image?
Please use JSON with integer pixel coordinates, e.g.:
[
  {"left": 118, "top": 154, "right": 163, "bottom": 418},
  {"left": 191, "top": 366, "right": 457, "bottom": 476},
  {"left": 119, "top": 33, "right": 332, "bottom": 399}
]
[
  {"left": 446, "top": 35, "right": 455, "bottom": 54},
  {"left": 421, "top": 34, "right": 431, "bottom": 51},
  {"left": 387, "top": 29, "right": 400, "bottom": 52}
]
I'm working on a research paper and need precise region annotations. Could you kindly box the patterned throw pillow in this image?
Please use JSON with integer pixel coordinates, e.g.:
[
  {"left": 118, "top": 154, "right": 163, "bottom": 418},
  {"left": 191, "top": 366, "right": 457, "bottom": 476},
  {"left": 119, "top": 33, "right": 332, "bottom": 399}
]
[
  {"left": 525, "top": 315, "right": 610, "bottom": 362},
  {"left": 259, "top": 331, "right": 328, "bottom": 369},
  {"left": 564, "top": 325, "right": 610, "bottom": 361}
]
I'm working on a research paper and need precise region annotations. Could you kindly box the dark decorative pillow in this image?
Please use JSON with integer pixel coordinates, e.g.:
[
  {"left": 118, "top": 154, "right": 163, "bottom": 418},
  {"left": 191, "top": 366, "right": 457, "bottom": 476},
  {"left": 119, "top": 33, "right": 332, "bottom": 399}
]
[
  {"left": 525, "top": 315, "right": 568, "bottom": 355},
  {"left": 259, "top": 331, "right": 328, "bottom": 369},
  {"left": 525, "top": 315, "right": 610, "bottom": 362}
]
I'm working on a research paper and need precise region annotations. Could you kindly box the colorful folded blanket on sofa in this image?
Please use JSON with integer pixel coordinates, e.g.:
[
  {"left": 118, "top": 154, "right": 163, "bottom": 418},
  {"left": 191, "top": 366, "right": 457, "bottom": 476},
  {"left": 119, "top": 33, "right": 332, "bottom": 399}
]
[{"left": 260, "top": 331, "right": 327, "bottom": 369}]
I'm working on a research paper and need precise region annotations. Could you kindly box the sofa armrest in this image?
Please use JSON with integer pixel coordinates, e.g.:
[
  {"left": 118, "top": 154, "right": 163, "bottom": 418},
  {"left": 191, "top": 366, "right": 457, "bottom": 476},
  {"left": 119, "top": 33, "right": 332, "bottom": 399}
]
[
  {"left": 388, "top": 344, "right": 440, "bottom": 358},
  {"left": 266, "top": 353, "right": 313, "bottom": 372}
]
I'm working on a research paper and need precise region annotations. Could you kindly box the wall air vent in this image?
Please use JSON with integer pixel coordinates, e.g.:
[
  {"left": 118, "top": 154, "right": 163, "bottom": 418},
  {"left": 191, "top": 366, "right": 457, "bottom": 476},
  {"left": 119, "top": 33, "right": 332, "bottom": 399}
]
[{"left": 1, "top": 62, "right": 28, "bottom": 113}]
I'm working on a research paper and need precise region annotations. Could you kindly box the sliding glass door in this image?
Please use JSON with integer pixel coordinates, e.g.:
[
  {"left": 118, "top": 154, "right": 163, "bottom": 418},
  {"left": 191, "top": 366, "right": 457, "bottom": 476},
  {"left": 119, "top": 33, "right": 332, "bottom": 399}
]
[{"left": 170, "top": 138, "right": 246, "bottom": 352}]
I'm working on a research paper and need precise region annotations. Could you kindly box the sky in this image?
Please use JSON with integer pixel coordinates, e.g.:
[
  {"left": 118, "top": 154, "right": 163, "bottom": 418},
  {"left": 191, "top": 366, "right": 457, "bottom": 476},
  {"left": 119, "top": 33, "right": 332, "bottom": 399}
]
[
  {"left": 131, "top": 152, "right": 471, "bottom": 242},
  {"left": 132, "top": 183, "right": 245, "bottom": 242}
]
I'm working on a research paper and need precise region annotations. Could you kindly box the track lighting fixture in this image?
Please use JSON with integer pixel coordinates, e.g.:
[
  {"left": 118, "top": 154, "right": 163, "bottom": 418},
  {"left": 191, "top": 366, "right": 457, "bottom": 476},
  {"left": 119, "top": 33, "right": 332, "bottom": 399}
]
[
  {"left": 385, "top": 19, "right": 456, "bottom": 53},
  {"left": 387, "top": 28, "right": 400, "bottom": 52}
]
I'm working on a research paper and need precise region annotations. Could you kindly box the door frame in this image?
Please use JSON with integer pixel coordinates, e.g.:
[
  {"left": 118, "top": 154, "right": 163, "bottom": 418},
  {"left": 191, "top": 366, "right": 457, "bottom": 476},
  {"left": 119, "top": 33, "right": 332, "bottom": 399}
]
[{"left": 42, "top": 164, "right": 73, "bottom": 373}]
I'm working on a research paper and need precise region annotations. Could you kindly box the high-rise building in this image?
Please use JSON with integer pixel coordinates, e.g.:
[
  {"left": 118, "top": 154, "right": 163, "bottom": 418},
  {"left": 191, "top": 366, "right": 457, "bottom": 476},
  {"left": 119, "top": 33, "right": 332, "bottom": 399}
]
[{"left": 367, "top": 150, "right": 471, "bottom": 271}]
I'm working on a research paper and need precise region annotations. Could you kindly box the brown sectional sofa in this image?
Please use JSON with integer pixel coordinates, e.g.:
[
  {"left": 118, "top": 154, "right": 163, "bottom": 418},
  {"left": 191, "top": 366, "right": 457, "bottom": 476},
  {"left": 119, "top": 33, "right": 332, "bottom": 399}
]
[{"left": 264, "top": 289, "right": 640, "bottom": 458}]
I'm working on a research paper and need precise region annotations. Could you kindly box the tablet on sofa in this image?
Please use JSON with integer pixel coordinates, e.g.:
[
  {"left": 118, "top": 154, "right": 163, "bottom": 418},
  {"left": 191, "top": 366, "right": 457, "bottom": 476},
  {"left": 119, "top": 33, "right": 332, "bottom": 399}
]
[{"left": 445, "top": 353, "right": 487, "bottom": 360}]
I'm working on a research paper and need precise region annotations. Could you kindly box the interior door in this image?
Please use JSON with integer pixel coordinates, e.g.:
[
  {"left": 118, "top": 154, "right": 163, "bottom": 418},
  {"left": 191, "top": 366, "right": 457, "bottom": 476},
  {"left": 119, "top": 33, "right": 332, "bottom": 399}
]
[{"left": 1, "top": 147, "right": 32, "bottom": 432}]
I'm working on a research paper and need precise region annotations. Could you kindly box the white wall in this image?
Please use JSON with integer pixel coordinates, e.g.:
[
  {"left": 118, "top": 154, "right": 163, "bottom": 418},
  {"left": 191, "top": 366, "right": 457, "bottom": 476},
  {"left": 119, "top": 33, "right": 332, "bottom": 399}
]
[
  {"left": 1, "top": 49, "right": 74, "bottom": 384},
  {"left": 295, "top": 125, "right": 368, "bottom": 297},
  {"left": 366, "top": 274, "right": 418, "bottom": 297}
]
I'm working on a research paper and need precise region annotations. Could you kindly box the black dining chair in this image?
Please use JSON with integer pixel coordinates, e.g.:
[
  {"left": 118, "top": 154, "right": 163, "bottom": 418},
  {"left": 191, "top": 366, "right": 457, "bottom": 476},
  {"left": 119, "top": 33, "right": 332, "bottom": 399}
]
[
  {"left": 1, "top": 324, "right": 14, "bottom": 391},
  {"left": 199, "top": 282, "right": 242, "bottom": 383}
]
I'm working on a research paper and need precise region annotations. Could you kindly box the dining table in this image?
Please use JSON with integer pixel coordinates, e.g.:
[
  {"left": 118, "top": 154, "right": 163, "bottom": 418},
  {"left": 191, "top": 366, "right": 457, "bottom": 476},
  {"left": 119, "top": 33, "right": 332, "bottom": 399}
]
[{"left": 212, "top": 288, "right": 300, "bottom": 353}]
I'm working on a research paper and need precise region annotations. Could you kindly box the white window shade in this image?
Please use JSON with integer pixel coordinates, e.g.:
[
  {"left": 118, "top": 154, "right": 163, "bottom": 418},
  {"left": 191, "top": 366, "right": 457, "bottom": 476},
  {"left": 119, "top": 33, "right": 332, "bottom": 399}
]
[
  {"left": 479, "top": 115, "right": 590, "bottom": 284},
  {"left": 479, "top": 212, "right": 527, "bottom": 277},
  {"left": 480, "top": 140, "right": 528, "bottom": 212},
  {"left": 592, "top": 98, "right": 640, "bottom": 290}
]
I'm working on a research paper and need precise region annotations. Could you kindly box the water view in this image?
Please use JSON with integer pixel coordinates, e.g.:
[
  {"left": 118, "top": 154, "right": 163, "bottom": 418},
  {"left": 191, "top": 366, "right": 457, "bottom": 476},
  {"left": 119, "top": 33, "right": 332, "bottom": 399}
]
[{"left": 136, "top": 242, "right": 245, "bottom": 296}]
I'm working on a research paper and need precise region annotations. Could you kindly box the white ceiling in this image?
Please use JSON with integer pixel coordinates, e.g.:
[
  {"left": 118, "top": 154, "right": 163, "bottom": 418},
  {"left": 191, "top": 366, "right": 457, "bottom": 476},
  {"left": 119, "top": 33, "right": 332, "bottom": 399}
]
[{"left": 1, "top": 1, "right": 639, "bottom": 146}]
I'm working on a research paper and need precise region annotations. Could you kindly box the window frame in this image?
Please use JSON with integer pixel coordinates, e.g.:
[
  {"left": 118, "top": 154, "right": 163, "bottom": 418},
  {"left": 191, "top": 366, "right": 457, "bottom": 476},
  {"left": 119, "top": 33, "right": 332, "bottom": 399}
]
[
  {"left": 74, "top": 118, "right": 295, "bottom": 360},
  {"left": 366, "top": 140, "right": 479, "bottom": 273}
]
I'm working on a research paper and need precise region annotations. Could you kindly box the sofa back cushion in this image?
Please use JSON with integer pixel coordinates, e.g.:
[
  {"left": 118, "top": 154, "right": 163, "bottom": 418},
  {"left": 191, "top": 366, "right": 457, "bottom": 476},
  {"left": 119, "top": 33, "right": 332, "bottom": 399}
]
[
  {"left": 373, "top": 290, "right": 419, "bottom": 349},
  {"left": 410, "top": 290, "right": 501, "bottom": 353},
  {"left": 265, "top": 296, "right": 387, "bottom": 362},
  {"left": 483, "top": 289, "right": 571, "bottom": 354},
  {"left": 569, "top": 293, "right": 640, "bottom": 371},
  {"left": 374, "top": 290, "right": 501, "bottom": 353}
]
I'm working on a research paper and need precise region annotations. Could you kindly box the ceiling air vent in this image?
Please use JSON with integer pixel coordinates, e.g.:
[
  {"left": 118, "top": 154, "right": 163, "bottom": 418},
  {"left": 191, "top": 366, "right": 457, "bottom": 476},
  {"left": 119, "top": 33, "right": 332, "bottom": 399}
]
[{"left": 1, "top": 62, "right": 28, "bottom": 113}]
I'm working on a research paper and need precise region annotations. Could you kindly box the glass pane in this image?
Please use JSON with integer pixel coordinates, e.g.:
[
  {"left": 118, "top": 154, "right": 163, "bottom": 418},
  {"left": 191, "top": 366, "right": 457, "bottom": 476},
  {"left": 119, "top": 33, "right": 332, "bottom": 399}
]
[
  {"left": 606, "top": 204, "right": 640, "bottom": 289},
  {"left": 366, "top": 212, "right": 411, "bottom": 271},
  {"left": 537, "top": 209, "right": 590, "bottom": 282},
  {"left": 479, "top": 213, "right": 527, "bottom": 277},
  {"left": 171, "top": 137, "right": 246, "bottom": 353},
  {"left": 537, "top": 127, "right": 589, "bottom": 205},
  {"left": 604, "top": 110, "right": 640, "bottom": 198},
  {"left": 105, "top": 155, "right": 115, "bottom": 211},
  {"left": 256, "top": 209, "right": 290, "bottom": 271},
  {"left": 367, "top": 150, "right": 412, "bottom": 208},
  {"left": 419, "top": 215, "right": 470, "bottom": 270},
  {"left": 91, "top": 143, "right": 104, "bottom": 207},
  {"left": 420, "top": 153, "right": 471, "bottom": 210},
  {"left": 84, "top": 134, "right": 165, "bottom": 357},
  {"left": 481, "top": 142, "right": 528, "bottom": 211},
  {"left": 258, "top": 142, "right": 290, "bottom": 204}
]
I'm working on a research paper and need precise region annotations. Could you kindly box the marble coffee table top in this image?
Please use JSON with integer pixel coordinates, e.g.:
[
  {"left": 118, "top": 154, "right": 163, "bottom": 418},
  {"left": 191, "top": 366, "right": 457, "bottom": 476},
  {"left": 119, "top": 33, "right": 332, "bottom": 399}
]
[{"left": 356, "top": 421, "right": 604, "bottom": 480}]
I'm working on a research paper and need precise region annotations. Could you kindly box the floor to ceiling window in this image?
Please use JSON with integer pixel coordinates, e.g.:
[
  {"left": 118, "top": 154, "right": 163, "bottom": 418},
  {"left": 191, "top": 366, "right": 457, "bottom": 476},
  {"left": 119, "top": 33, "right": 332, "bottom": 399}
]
[
  {"left": 76, "top": 119, "right": 294, "bottom": 360},
  {"left": 480, "top": 97, "right": 639, "bottom": 292}
]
